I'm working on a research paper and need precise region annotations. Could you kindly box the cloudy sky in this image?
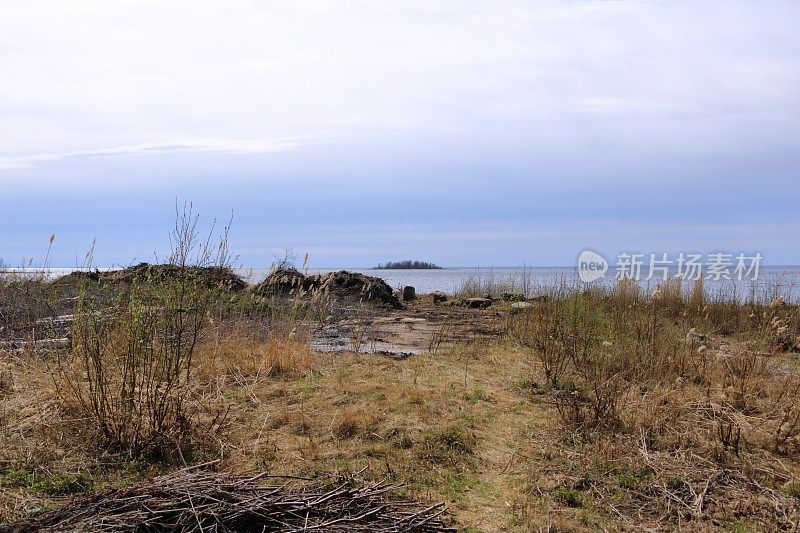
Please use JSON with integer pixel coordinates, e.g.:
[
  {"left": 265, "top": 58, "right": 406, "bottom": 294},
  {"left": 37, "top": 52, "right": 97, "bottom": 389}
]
[{"left": 1, "top": 1, "right": 799, "bottom": 267}]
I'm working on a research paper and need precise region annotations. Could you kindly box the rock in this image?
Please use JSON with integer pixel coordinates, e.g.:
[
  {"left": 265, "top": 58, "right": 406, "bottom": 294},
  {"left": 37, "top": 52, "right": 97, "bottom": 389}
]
[
  {"left": 402, "top": 286, "right": 416, "bottom": 302},
  {"left": 430, "top": 291, "right": 448, "bottom": 303},
  {"left": 510, "top": 301, "right": 534, "bottom": 314},
  {"left": 465, "top": 297, "right": 492, "bottom": 309}
]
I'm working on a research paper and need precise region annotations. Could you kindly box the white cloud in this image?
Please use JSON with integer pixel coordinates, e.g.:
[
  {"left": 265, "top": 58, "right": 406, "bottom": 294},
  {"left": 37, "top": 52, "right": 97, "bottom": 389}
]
[
  {"left": 0, "top": 137, "right": 306, "bottom": 170},
  {"left": 1, "top": 0, "right": 798, "bottom": 173}
]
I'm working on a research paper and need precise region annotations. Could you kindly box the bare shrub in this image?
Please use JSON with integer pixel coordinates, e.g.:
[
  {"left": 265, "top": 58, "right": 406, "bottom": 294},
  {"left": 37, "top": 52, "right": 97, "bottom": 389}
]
[
  {"left": 57, "top": 203, "right": 231, "bottom": 457},
  {"left": 511, "top": 287, "right": 605, "bottom": 389}
]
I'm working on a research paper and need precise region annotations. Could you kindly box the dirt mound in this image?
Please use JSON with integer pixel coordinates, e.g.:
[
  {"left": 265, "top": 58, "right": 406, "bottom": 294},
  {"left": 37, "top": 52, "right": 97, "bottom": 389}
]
[
  {"left": 316, "top": 270, "right": 399, "bottom": 306},
  {"left": 55, "top": 263, "right": 247, "bottom": 291},
  {"left": 253, "top": 269, "right": 400, "bottom": 307},
  {"left": 252, "top": 267, "right": 314, "bottom": 296}
]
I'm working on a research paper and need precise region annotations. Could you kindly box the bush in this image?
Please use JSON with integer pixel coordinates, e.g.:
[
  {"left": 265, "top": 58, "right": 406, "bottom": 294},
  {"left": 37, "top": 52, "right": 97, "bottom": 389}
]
[{"left": 57, "top": 203, "right": 231, "bottom": 457}]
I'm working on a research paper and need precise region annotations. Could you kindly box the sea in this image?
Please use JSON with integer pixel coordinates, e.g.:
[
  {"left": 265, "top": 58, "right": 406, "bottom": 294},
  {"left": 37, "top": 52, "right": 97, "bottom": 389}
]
[
  {"left": 5, "top": 266, "right": 800, "bottom": 302},
  {"left": 241, "top": 266, "right": 800, "bottom": 303}
]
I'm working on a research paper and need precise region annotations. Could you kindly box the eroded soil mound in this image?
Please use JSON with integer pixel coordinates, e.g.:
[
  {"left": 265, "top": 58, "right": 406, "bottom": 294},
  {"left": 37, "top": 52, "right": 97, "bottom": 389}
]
[
  {"left": 317, "top": 270, "right": 398, "bottom": 306},
  {"left": 253, "top": 268, "right": 400, "bottom": 307},
  {"left": 55, "top": 263, "right": 247, "bottom": 292},
  {"left": 252, "top": 267, "right": 314, "bottom": 296}
]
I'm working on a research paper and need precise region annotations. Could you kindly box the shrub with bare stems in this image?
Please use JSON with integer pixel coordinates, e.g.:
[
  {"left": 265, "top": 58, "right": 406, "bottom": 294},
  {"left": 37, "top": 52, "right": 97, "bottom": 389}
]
[{"left": 56, "top": 203, "right": 233, "bottom": 458}]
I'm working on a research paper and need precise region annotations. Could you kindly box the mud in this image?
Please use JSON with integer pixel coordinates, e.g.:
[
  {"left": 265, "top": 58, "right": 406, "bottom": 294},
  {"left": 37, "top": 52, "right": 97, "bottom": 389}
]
[{"left": 309, "top": 296, "right": 505, "bottom": 357}]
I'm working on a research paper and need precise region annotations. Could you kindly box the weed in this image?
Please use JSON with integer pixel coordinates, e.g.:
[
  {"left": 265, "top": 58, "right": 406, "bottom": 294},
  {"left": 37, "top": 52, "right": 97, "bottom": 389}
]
[
  {"left": 553, "top": 486, "right": 584, "bottom": 508},
  {"left": 463, "top": 389, "right": 493, "bottom": 404},
  {"left": 0, "top": 469, "right": 93, "bottom": 496},
  {"left": 333, "top": 413, "right": 362, "bottom": 440},
  {"left": 417, "top": 425, "right": 477, "bottom": 467}
]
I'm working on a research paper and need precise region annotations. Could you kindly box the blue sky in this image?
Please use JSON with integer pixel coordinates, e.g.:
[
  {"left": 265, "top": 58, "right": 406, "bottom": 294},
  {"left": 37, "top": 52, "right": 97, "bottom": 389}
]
[{"left": 1, "top": 1, "right": 799, "bottom": 267}]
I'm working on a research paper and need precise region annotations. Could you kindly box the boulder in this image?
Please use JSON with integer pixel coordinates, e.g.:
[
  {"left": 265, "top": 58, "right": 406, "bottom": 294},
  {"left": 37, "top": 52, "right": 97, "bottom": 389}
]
[
  {"left": 510, "top": 301, "right": 534, "bottom": 314},
  {"left": 465, "top": 297, "right": 492, "bottom": 309},
  {"left": 402, "top": 286, "right": 416, "bottom": 302},
  {"left": 430, "top": 291, "right": 448, "bottom": 303}
]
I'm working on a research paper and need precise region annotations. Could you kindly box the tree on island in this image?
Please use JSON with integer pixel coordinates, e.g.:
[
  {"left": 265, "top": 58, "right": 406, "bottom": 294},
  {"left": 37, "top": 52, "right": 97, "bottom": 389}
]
[{"left": 375, "top": 260, "right": 442, "bottom": 269}]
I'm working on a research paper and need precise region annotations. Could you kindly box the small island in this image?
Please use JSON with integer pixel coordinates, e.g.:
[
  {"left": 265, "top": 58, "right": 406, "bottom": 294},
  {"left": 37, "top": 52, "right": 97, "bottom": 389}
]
[{"left": 374, "top": 260, "right": 442, "bottom": 269}]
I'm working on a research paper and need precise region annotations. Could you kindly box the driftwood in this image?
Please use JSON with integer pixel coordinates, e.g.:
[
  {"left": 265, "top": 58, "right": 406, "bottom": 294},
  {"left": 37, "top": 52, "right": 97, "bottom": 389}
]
[
  {"left": 0, "top": 468, "right": 454, "bottom": 532},
  {"left": 0, "top": 337, "right": 70, "bottom": 352}
]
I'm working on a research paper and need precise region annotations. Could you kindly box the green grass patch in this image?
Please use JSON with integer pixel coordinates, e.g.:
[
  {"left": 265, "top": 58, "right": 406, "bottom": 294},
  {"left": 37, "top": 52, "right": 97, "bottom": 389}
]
[
  {"left": 552, "top": 486, "right": 584, "bottom": 508},
  {"left": 0, "top": 469, "right": 94, "bottom": 496}
]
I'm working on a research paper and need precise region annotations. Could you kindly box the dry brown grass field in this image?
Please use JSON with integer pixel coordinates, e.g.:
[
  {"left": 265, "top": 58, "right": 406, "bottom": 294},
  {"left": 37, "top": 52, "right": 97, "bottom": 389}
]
[{"left": 1, "top": 262, "right": 799, "bottom": 531}]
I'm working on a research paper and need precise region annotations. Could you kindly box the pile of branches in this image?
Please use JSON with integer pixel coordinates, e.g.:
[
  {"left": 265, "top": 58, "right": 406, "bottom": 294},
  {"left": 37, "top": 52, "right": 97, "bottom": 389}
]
[{"left": 0, "top": 469, "right": 453, "bottom": 532}]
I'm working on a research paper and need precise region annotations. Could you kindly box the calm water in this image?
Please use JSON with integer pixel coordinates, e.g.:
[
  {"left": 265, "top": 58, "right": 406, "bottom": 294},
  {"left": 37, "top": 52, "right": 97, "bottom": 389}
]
[
  {"left": 7, "top": 266, "right": 800, "bottom": 302},
  {"left": 240, "top": 266, "right": 800, "bottom": 302}
]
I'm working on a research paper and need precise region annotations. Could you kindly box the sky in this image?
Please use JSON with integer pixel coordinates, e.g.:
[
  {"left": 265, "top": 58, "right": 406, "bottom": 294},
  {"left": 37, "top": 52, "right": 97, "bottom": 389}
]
[{"left": 1, "top": 0, "right": 799, "bottom": 268}]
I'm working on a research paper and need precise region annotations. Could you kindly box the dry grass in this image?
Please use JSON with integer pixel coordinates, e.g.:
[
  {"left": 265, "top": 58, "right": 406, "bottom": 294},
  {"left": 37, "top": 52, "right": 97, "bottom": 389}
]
[
  {"left": 508, "top": 283, "right": 800, "bottom": 529},
  {"left": 1, "top": 332, "right": 542, "bottom": 529},
  {"left": 2, "top": 278, "right": 800, "bottom": 530},
  {"left": 195, "top": 333, "right": 314, "bottom": 382},
  {"left": 455, "top": 266, "right": 539, "bottom": 299}
]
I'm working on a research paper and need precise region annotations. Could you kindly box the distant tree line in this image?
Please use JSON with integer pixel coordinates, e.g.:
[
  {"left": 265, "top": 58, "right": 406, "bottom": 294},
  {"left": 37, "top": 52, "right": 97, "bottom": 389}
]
[{"left": 374, "top": 260, "right": 442, "bottom": 269}]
